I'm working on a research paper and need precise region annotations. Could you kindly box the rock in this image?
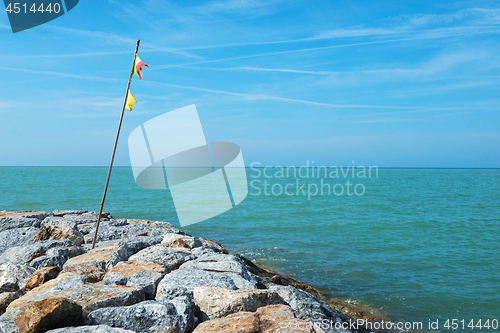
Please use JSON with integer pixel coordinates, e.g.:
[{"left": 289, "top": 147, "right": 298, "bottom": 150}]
[
  {"left": 161, "top": 234, "right": 202, "bottom": 249},
  {"left": 0, "top": 228, "right": 40, "bottom": 263},
  {"left": 63, "top": 243, "right": 126, "bottom": 272},
  {"left": 85, "top": 300, "right": 187, "bottom": 333},
  {"left": 0, "top": 319, "right": 18, "bottom": 333},
  {"left": 16, "top": 239, "right": 81, "bottom": 266},
  {"left": 102, "top": 262, "right": 167, "bottom": 299},
  {"left": 46, "top": 325, "right": 134, "bottom": 332},
  {"left": 198, "top": 237, "right": 228, "bottom": 254},
  {"left": 192, "top": 311, "right": 259, "bottom": 333},
  {"left": 170, "top": 296, "right": 196, "bottom": 333},
  {"left": 156, "top": 268, "right": 258, "bottom": 303},
  {"left": 59, "top": 265, "right": 106, "bottom": 283},
  {"left": 179, "top": 253, "right": 251, "bottom": 279},
  {"left": 24, "top": 267, "right": 61, "bottom": 290},
  {"left": 5, "top": 284, "right": 145, "bottom": 320},
  {"left": 45, "top": 246, "right": 87, "bottom": 259},
  {"left": 33, "top": 225, "right": 84, "bottom": 246},
  {"left": 27, "top": 255, "right": 67, "bottom": 270},
  {"left": 268, "top": 285, "right": 360, "bottom": 333},
  {"left": 0, "top": 264, "right": 36, "bottom": 292},
  {"left": 89, "top": 237, "right": 164, "bottom": 259},
  {"left": 236, "top": 254, "right": 323, "bottom": 299},
  {"left": 84, "top": 220, "right": 179, "bottom": 244},
  {"left": 192, "top": 304, "right": 315, "bottom": 333},
  {"left": 52, "top": 210, "right": 88, "bottom": 217},
  {"left": 128, "top": 245, "right": 193, "bottom": 272},
  {"left": 0, "top": 293, "right": 19, "bottom": 316},
  {"left": 0, "top": 217, "right": 41, "bottom": 233},
  {"left": 257, "top": 304, "right": 314, "bottom": 333},
  {"left": 193, "top": 287, "right": 284, "bottom": 321},
  {"left": 1, "top": 273, "right": 85, "bottom": 320},
  {"left": 14, "top": 298, "right": 83, "bottom": 333}
]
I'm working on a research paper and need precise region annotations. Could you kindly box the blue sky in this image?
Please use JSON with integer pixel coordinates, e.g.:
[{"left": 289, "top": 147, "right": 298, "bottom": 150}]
[{"left": 1, "top": 0, "right": 499, "bottom": 167}]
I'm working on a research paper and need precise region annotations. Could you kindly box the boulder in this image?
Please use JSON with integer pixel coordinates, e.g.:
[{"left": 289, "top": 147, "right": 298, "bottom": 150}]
[
  {"left": 63, "top": 243, "right": 126, "bottom": 272},
  {"left": 169, "top": 296, "right": 196, "bottom": 333},
  {"left": 1, "top": 273, "right": 85, "bottom": 321},
  {"left": 45, "top": 246, "right": 87, "bottom": 259},
  {"left": 257, "top": 304, "right": 314, "bottom": 333},
  {"left": 84, "top": 220, "right": 179, "bottom": 244},
  {"left": 268, "top": 285, "right": 359, "bottom": 333},
  {"left": 102, "top": 262, "right": 167, "bottom": 299},
  {"left": 0, "top": 319, "right": 18, "bottom": 333},
  {"left": 11, "top": 239, "right": 81, "bottom": 266},
  {"left": 85, "top": 301, "right": 186, "bottom": 333},
  {"left": 193, "top": 287, "right": 284, "bottom": 321},
  {"left": 5, "top": 284, "right": 145, "bottom": 319},
  {"left": 0, "top": 228, "right": 40, "bottom": 263},
  {"left": 52, "top": 210, "right": 88, "bottom": 217},
  {"left": 198, "top": 237, "right": 228, "bottom": 254},
  {"left": 33, "top": 225, "right": 84, "bottom": 246},
  {"left": 0, "top": 293, "right": 19, "bottom": 316},
  {"left": 128, "top": 245, "right": 193, "bottom": 272},
  {"left": 0, "top": 264, "right": 36, "bottom": 292},
  {"left": 59, "top": 265, "right": 106, "bottom": 283},
  {"left": 179, "top": 253, "right": 251, "bottom": 279},
  {"left": 89, "top": 237, "right": 164, "bottom": 259},
  {"left": 24, "top": 267, "right": 61, "bottom": 290},
  {"left": 46, "top": 325, "right": 134, "bottom": 332},
  {"left": 0, "top": 216, "right": 43, "bottom": 233},
  {"left": 27, "top": 255, "right": 67, "bottom": 270},
  {"left": 192, "top": 311, "right": 259, "bottom": 333},
  {"left": 14, "top": 298, "right": 83, "bottom": 333},
  {"left": 156, "top": 268, "right": 258, "bottom": 303},
  {"left": 161, "top": 234, "right": 202, "bottom": 249},
  {"left": 192, "top": 304, "right": 315, "bottom": 333}
]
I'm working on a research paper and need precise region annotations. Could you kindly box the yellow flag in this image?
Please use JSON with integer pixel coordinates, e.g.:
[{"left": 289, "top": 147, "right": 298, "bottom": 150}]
[{"left": 126, "top": 91, "right": 137, "bottom": 111}]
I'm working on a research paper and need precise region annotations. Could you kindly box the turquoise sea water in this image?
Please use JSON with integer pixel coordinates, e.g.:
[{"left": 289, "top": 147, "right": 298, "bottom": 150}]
[{"left": 1, "top": 167, "right": 499, "bottom": 332}]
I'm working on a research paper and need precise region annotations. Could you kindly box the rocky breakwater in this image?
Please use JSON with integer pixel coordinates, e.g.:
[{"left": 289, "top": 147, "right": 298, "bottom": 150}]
[{"left": 0, "top": 210, "right": 378, "bottom": 333}]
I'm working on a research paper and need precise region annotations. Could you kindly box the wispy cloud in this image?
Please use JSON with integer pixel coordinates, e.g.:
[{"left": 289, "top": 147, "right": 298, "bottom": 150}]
[
  {"left": 0, "top": 66, "right": 117, "bottom": 82},
  {"left": 185, "top": 66, "right": 339, "bottom": 75},
  {"left": 144, "top": 79, "right": 429, "bottom": 110}
]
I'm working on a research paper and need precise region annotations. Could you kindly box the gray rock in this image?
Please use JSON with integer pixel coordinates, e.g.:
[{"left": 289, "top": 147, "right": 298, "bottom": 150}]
[
  {"left": 0, "top": 216, "right": 42, "bottom": 233},
  {"left": 102, "top": 262, "right": 167, "bottom": 300},
  {"left": 78, "top": 223, "right": 97, "bottom": 235},
  {"left": 269, "top": 285, "right": 360, "bottom": 333},
  {"left": 53, "top": 210, "right": 88, "bottom": 216},
  {"left": 46, "top": 246, "right": 87, "bottom": 259},
  {"left": 90, "top": 237, "right": 165, "bottom": 259},
  {"left": 156, "top": 268, "right": 258, "bottom": 303},
  {"left": 161, "top": 234, "right": 202, "bottom": 249},
  {"left": 47, "top": 325, "right": 134, "bottom": 333},
  {"left": 0, "top": 273, "right": 85, "bottom": 321},
  {"left": 27, "top": 255, "right": 67, "bottom": 270},
  {"left": 0, "top": 319, "right": 18, "bottom": 333},
  {"left": 84, "top": 220, "right": 180, "bottom": 244},
  {"left": 0, "top": 227, "right": 39, "bottom": 263},
  {"left": 169, "top": 296, "right": 196, "bottom": 333},
  {"left": 17, "top": 239, "right": 81, "bottom": 264},
  {"left": 0, "top": 264, "right": 36, "bottom": 292},
  {"left": 128, "top": 245, "right": 194, "bottom": 272},
  {"left": 179, "top": 253, "right": 251, "bottom": 280},
  {"left": 85, "top": 301, "right": 188, "bottom": 333}
]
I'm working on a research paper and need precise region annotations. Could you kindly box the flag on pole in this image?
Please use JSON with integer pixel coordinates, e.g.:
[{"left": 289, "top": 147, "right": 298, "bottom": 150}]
[
  {"left": 133, "top": 53, "right": 149, "bottom": 79},
  {"left": 125, "top": 91, "right": 137, "bottom": 111}
]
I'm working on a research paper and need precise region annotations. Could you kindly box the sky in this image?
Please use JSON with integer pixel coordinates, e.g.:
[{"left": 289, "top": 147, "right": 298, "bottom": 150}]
[{"left": 1, "top": 0, "right": 499, "bottom": 168}]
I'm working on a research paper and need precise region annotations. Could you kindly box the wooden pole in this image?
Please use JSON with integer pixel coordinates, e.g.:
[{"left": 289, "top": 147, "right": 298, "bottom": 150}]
[{"left": 91, "top": 39, "right": 141, "bottom": 249}]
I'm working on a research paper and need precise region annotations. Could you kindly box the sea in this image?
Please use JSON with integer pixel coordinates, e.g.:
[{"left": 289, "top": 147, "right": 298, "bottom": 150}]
[{"left": 0, "top": 167, "right": 498, "bottom": 332}]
